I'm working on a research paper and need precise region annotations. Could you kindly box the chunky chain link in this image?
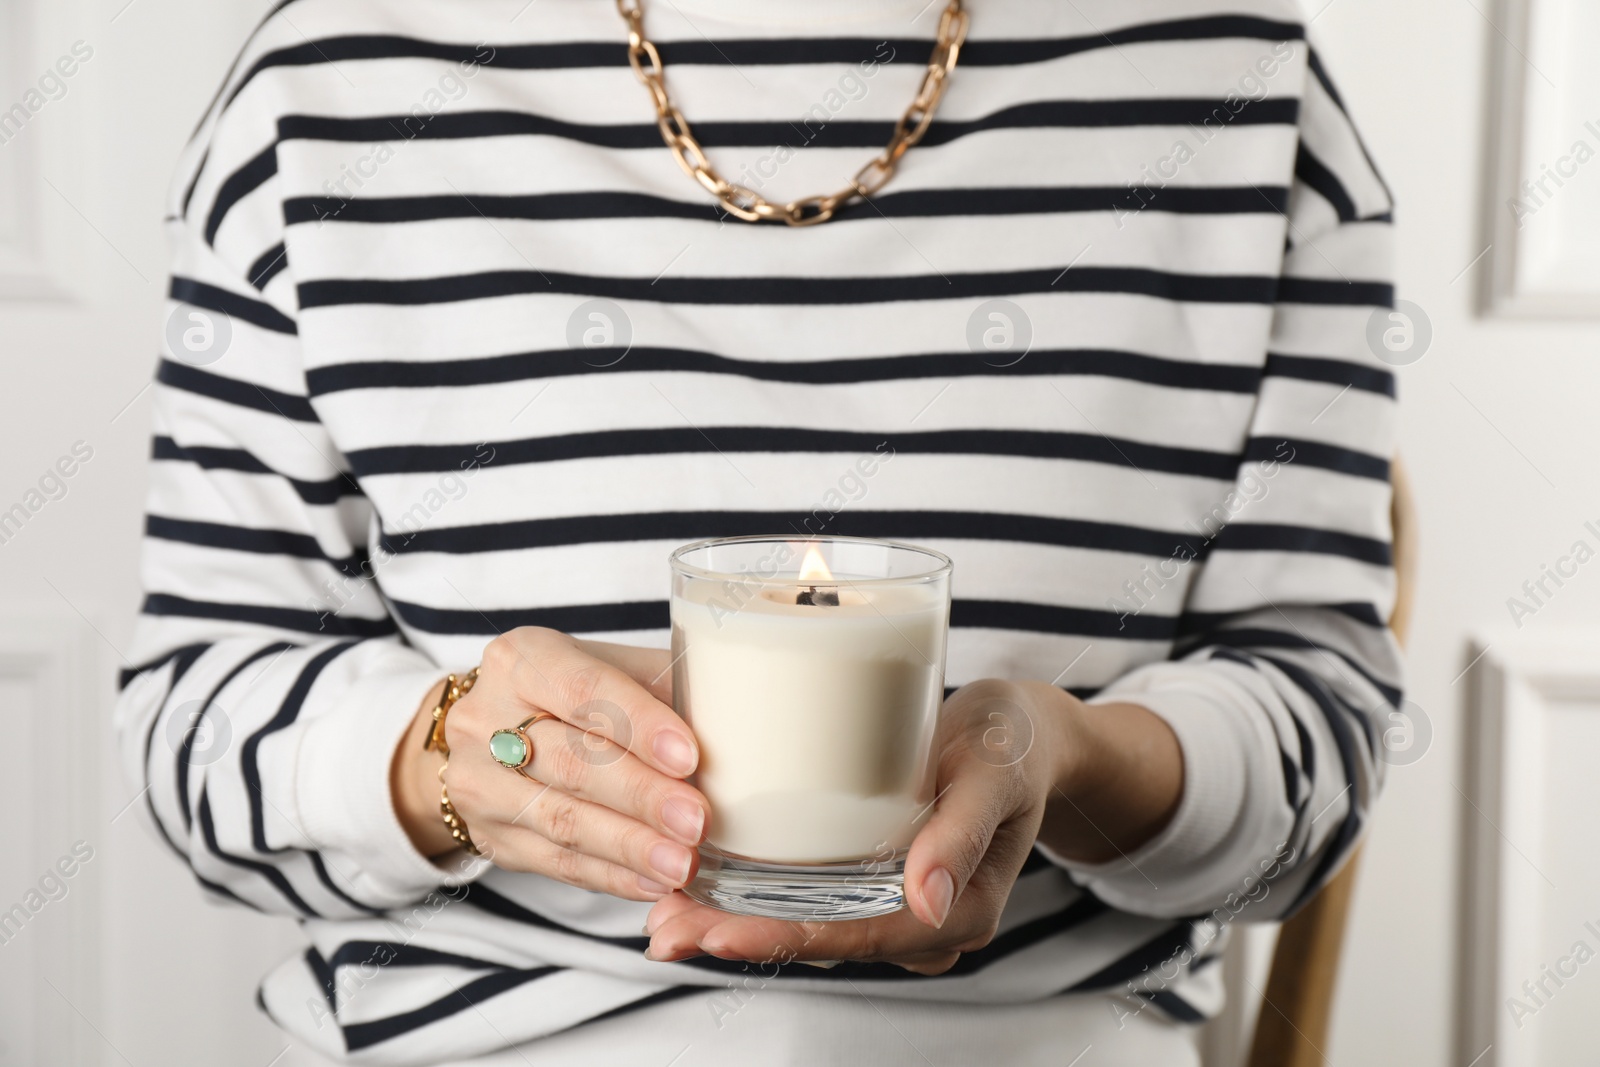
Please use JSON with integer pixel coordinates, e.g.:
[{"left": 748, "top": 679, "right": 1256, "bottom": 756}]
[
  {"left": 425, "top": 668, "right": 483, "bottom": 854},
  {"left": 616, "top": 0, "right": 968, "bottom": 227}
]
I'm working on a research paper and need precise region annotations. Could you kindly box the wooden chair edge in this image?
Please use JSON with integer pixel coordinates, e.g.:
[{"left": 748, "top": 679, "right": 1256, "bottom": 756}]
[{"left": 1243, "top": 457, "right": 1416, "bottom": 1067}]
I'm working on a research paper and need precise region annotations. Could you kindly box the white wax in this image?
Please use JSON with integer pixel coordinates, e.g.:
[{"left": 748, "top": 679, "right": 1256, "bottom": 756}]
[{"left": 671, "top": 578, "right": 946, "bottom": 863}]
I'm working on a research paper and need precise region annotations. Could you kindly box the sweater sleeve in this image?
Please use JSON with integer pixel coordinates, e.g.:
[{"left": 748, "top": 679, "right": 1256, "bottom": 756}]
[
  {"left": 114, "top": 73, "right": 490, "bottom": 917},
  {"left": 1040, "top": 45, "right": 1402, "bottom": 921}
]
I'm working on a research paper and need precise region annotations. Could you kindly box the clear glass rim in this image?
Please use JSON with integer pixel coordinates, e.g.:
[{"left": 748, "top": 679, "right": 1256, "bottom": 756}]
[{"left": 668, "top": 534, "right": 952, "bottom": 586}]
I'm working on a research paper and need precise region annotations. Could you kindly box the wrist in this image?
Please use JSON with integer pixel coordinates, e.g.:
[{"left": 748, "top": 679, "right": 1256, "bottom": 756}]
[
  {"left": 390, "top": 678, "right": 455, "bottom": 858},
  {"left": 1032, "top": 681, "right": 1092, "bottom": 800},
  {"left": 1035, "top": 692, "right": 1184, "bottom": 864}
]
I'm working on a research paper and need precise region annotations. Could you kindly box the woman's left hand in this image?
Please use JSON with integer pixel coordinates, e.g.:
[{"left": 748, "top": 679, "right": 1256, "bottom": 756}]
[{"left": 642, "top": 678, "right": 1085, "bottom": 975}]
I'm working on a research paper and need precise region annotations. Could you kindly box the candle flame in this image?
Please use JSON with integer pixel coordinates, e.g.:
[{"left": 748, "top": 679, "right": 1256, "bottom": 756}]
[{"left": 797, "top": 543, "right": 834, "bottom": 582}]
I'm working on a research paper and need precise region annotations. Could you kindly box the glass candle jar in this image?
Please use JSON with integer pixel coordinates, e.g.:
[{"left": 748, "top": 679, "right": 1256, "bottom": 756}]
[{"left": 668, "top": 535, "right": 952, "bottom": 921}]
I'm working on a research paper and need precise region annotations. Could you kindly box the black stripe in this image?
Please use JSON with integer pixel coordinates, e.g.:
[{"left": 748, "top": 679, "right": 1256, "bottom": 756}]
[
  {"left": 141, "top": 592, "right": 397, "bottom": 638},
  {"left": 298, "top": 264, "right": 1281, "bottom": 311},
  {"left": 242, "top": 642, "right": 354, "bottom": 855},
  {"left": 1064, "top": 922, "right": 1195, "bottom": 992},
  {"left": 1137, "top": 988, "right": 1207, "bottom": 1023},
  {"left": 1305, "top": 48, "right": 1394, "bottom": 207},
  {"left": 1322, "top": 670, "right": 1383, "bottom": 759},
  {"left": 157, "top": 359, "right": 317, "bottom": 422},
  {"left": 307, "top": 850, "right": 387, "bottom": 917},
  {"left": 248, "top": 242, "right": 289, "bottom": 289},
  {"left": 151, "top": 436, "right": 361, "bottom": 506},
  {"left": 175, "top": 642, "right": 292, "bottom": 833},
  {"left": 348, "top": 428, "right": 1241, "bottom": 480},
  {"left": 385, "top": 597, "right": 654, "bottom": 637},
  {"left": 342, "top": 965, "right": 564, "bottom": 1050},
  {"left": 1259, "top": 655, "right": 1369, "bottom": 917},
  {"left": 189, "top": 0, "right": 304, "bottom": 142},
  {"left": 327, "top": 940, "right": 504, "bottom": 973},
  {"left": 1288, "top": 678, "right": 1318, "bottom": 804},
  {"left": 1179, "top": 603, "right": 1387, "bottom": 640},
  {"left": 1305, "top": 49, "right": 1348, "bottom": 113},
  {"left": 274, "top": 97, "right": 1300, "bottom": 154},
  {"left": 285, "top": 184, "right": 1294, "bottom": 228},
  {"left": 138, "top": 643, "right": 211, "bottom": 859},
  {"left": 223, "top": 16, "right": 1304, "bottom": 106},
  {"left": 170, "top": 276, "right": 297, "bottom": 335},
  {"left": 195, "top": 872, "right": 253, "bottom": 907},
  {"left": 386, "top": 595, "right": 1179, "bottom": 641},
  {"left": 1190, "top": 627, "right": 1402, "bottom": 709},
  {"left": 380, "top": 509, "right": 1201, "bottom": 559},
  {"left": 1321, "top": 601, "right": 1387, "bottom": 628},
  {"left": 1208, "top": 646, "right": 1307, "bottom": 808},
  {"left": 1251, "top": 631, "right": 1384, "bottom": 761},
  {"left": 1295, "top": 143, "right": 1359, "bottom": 223},
  {"left": 204, "top": 142, "right": 277, "bottom": 245},
  {"left": 1250, "top": 437, "right": 1389, "bottom": 481},
  {"left": 457, "top": 881, "right": 636, "bottom": 942},
  {"left": 1264, "top": 353, "right": 1395, "bottom": 397},
  {"left": 180, "top": 147, "right": 209, "bottom": 218},
  {"left": 307, "top": 345, "right": 1263, "bottom": 397},
  {"left": 305, "top": 946, "right": 338, "bottom": 1013},
  {"left": 1207, "top": 523, "right": 1390, "bottom": 566},
  {"left": 238, "top": 642, "right": 388, "bottom": 917},
  {"left": 956, "top": 599, "right": 1178, "bottom": 640},
  {"left": 1275, "top": 275, "right": 1392, "bottom": 307},
  {"left": 147, "top": 514, "right": 369, "bottom": 577},
  {"left": 121, "top": 640, "right": 209, "bottom": 691},
  {"left": 195, "top": 788, "right": 320, "bottom": 917}
]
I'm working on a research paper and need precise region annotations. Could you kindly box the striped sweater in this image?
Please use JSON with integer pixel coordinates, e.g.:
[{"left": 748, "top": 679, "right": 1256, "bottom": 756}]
[{"left": 114, "top": 0, "right": 1402, "bottom": 1062}]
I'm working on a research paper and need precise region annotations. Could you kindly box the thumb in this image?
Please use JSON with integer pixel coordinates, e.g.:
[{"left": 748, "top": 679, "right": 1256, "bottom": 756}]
[{"left": 902, "top": 764, "right": 1010, "bottom": 929}]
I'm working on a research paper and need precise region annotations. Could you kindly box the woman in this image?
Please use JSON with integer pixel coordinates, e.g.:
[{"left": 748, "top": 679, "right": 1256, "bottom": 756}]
[{"left": 117, "top": 0, "right": 1401, "bottom": 1063}]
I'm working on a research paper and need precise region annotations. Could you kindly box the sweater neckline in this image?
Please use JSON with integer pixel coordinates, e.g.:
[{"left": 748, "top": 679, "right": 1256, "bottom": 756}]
[{"left": 649, "top": 0, "right": 936, "bottom": 31}]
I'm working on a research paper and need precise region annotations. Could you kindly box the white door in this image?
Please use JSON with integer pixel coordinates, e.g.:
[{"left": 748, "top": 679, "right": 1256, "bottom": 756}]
[{"left": 0, "top": 1, "right": 318, "bottom": 1064}]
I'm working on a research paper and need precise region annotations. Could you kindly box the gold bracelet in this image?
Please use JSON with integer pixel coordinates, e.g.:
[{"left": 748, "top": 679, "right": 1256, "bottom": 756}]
[
  {"left": 439, "top": 781, "right": 481, "bottom": 857},
  {"left": 425, "top": 668, "right": 481, "bottom": 854},
  {"left": 423, "top": 667, "right": 479, "bottom": 757}
]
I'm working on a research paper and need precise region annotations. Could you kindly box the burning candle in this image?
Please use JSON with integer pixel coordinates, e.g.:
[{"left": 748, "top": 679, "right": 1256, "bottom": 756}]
[{"left": 668, "top": 536, "right": 952, "bottom": 920}]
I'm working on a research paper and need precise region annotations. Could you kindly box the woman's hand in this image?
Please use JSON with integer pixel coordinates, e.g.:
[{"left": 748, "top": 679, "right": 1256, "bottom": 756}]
[
  {"left": 641, "top": 679, "right": 1183, "bottom": 973},
  {"left": 392, "top": 628, "right": 709, "bottom": 901}
]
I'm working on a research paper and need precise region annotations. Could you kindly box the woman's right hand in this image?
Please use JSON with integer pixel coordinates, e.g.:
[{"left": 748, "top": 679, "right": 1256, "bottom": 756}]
[{"left": 393, "top": 628, "right": 708, "bottom": 901}]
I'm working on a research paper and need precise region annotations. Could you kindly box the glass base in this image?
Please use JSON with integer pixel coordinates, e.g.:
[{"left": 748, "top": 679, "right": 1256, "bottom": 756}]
[{"left": 686, "top": 847, "right": 909, "bottom": 921}]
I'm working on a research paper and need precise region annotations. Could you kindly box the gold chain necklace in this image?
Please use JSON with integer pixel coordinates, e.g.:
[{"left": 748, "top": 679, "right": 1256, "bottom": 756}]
[{"left": 616, "top": 0, "right": 969, "bottom": 227}]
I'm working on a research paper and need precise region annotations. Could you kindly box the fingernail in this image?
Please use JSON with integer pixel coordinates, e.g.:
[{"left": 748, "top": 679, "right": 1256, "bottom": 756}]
[
  {"left": 661, "top": 797, "right": 706, "bottom": 844},
  {"left": 923, "top": 867, "right": 954, "bottom": 929},
  {"left": 644, "top": 910, "right": 666, "bottom": 936},
  {"left": 649, "top": 842, "right": 693, "bottom": 886},
  {"left": 653, "top": 731, "right": 697, "bottom": 776},
  {"left": 799, "top": 960, "right": 841, "bottom": 969},
  {"left": 637, "top": 876, "right": 670, "bottom": 896},
  {"left": 645, "top": 939, "right": 701, "bottom": 963},
  {"left": 698, "top": 937, "right": 735, "bottom": 959}
]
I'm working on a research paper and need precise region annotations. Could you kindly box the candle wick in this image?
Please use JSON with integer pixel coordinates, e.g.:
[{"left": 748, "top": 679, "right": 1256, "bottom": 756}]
[{"left": 796, "top": 585, "right": 840, "bottom": 607}]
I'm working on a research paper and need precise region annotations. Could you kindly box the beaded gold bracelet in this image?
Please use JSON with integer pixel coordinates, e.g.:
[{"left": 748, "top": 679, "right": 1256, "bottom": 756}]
[{"left": 423, "top": 668, "right": 481, "bottom": 855}]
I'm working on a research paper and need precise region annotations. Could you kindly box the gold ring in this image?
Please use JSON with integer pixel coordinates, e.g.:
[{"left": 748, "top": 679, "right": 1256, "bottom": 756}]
[{"left": 489, "top": 711, "right": 558, "bottom": 771}]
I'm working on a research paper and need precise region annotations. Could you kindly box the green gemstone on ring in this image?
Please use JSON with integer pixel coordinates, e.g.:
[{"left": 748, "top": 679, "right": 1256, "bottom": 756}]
[{"left": 489, "top": 729, "right": 530, "bottom": 769}]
